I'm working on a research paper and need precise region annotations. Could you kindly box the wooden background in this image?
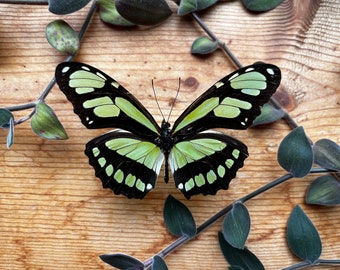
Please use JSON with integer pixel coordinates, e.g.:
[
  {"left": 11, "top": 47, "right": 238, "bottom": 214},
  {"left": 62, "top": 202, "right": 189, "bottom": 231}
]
[{"left": 0, "top": 0, "right": 339, "bottom": 269}]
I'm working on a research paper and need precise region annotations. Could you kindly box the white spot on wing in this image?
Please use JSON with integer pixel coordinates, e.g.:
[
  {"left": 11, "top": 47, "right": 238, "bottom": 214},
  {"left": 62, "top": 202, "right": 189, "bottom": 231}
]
[
  {"left": 215, "top": 81, "right": 224, "bottom": 88},
  {"left": 245, "top": 67, "right": 255, "bottom": 72},
  {"left": 62, "top": 66, "right": 70, "bottom": 73},
  {"left": 111, "top": 81, "right": 120, "bottom": 89},
  {"left": 81, "top": 66, "right": 90, "bottom": 71},
  {"left": 96, "top": 72, "right": 106, "bottom": 80},
  {"left": 266, "top": 68, "right": 274, "bottom": 75},
  {"left": 229, "top": 72, "right": 239, "bottom": 81}
]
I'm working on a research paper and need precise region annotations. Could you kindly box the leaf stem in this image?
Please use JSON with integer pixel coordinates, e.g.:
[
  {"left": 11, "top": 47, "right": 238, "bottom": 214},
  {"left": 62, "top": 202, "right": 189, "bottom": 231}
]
[
  {"left": 143, "top": 167, "right": 334, "bottom": 268},
  {"left": 318, "top": 259, "right": 340, "bottom": 264},
  {"left": 268, "top": 92, "right": 299, "bottom": 129},
  {"left": 3, "top": 0, "right": 98, "bottom": 119},
  {"left": 282, "top": 259, "right": 340, "bottom": 270}
]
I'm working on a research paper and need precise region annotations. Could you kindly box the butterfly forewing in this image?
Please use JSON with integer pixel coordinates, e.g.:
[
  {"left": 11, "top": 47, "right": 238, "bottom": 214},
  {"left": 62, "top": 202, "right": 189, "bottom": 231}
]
[
  {"left": 169, "top": 132, "right": 248, "bottom": 199},
  {"left": 171, "top": 64, "right": 281, "bottom": 138},
  {"left": 56, "top": 62, "right": 161, "bottom": 141},
  {"left": 85, "top": 130, "right": 164, "bottom": 199}
]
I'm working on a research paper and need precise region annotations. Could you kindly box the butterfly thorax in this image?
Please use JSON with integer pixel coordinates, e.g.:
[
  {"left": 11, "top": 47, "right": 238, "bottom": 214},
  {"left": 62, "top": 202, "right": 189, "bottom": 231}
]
[
  {"left": 154, "top": 119, "right": 175, "bottom": 183},
  {"left": 156, "top": 120, "right": 175, "bottom": 154}
]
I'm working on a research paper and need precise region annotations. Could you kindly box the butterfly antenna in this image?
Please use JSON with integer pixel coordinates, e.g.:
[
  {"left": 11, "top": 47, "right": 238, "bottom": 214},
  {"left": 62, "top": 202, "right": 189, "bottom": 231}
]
[
  {"left": 152, "top": 80, "right": 165, "bottom": 121},
  {"left": 167, "top": 78, "right": 181, "bottom": 123}
]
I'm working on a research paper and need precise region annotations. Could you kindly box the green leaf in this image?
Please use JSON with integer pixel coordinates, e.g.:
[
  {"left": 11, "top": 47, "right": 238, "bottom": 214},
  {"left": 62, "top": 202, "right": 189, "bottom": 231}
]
[
  {"left": 313, "top": 139, "right": 340, "bottom": 171},
  {"left": 115, "top": 0, "right": 172, "bottom": 26},
  {"left": 7, "top": 116, "right": 14, "bottom": 148},
  {"left": 191, "top": 36, "right": 218, "bottom": 55},
  {"left": 252, "top": 103, "right": 285, "bottom": 126},
  {"left": 99, "top": 253, "right": 144, "bottom": 270},
  {"left": 218, "top": 232, "right": 265, "bottom": 270},
  {"left": 98, "top": 0, "right": 135, "bottom": 26},
  {"left": 286, "top": 205, "right": 322, "bottom": 263},
  {"left": 229, "top": 266, "right": 243, "bottom": 270},
  {"left": 222, "top": 202, "right": 250, "bottom": 249},
  {"left": 0, "top": 108, "right": 13, "bottom": 128},
  {"left": 277, "top": 127, "right": 313, "bottom": 177},
  {"left": 31, "top": 102, "right": 68, "bottom": 140},
  {"left": 46, "top": 20, "right": 79, "bottom": 55},
  {"left": 241, "top": 0, "right": 284, "bottom": 12},
  {"left": 178, "top": 0, "right": 218, "bottom": 16},
  {"left": 163, "top": 195, "right": 196, "bottom": 238},
  {"left": 0, "top": 108, "right": 15, "bottom": 148},
  {"left": 306, "top": 175, "right": 340, "bottom": 206},
  {"left": 150, "top": 255, "right": 168, "bottom": 270},
  {"left": 48, "top": 0, "right": 91, "bottom": 14}
]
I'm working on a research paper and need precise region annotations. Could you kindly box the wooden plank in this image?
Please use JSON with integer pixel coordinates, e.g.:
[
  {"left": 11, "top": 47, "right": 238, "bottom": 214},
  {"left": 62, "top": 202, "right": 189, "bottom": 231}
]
[{"left": 0, "top": 1, "right": 339, "bottom": 269}]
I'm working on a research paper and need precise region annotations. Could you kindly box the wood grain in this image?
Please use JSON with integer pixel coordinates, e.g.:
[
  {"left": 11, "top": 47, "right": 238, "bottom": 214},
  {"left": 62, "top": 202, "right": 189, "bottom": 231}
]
[{"left": 0, "top": 0, "right": 339, "bottom": 269}]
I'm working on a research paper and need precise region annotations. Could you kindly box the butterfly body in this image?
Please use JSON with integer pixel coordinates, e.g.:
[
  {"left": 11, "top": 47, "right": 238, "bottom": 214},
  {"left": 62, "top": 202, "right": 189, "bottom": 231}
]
[{"left": 56, "top": 62, "right": 281, "bottom": 199}]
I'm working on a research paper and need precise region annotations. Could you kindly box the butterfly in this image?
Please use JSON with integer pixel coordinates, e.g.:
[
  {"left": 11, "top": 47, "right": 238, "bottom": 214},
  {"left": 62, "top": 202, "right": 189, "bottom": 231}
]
[{"left": 55, "top": 62, "right": 281, "bottom": 199}]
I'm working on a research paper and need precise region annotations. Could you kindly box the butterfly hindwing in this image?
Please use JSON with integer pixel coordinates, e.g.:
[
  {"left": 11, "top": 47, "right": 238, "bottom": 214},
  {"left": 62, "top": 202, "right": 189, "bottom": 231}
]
[
  {"left": 56, "top": 62, "right": 161, "bottom": 141},
  {"left": 169, "top": 132, "right": 248, "bottom": 199},
  {"left": 85, "top": 130, "right": 164, "bottom": 199},
  {"left": 172, "top": 64, "right": 281, "bottom": 137}
]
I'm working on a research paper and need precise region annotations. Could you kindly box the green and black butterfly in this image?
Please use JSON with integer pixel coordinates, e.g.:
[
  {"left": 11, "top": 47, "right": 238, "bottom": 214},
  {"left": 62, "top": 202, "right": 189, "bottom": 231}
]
[{"left": 55, "top": 62, "right": 281, "bottom": 199}]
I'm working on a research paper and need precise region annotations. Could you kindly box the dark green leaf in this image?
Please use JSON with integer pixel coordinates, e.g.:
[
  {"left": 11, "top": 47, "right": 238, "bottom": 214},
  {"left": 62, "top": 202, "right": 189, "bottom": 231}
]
[
  {"left": 277, "top": 127, "right": 313, "bottom": 177},
  {"left": 7, "top": 116, "right": 14, "bottom": 148},
  {"left": 0, "top": 108, "right": 15, "bottom": 148},
  {"left": 115, "top": 0, "right": 172, "bottom": 26},
  {"left": 99, "top": 253, "right": 144, "bottom": 270},
  {"left": 313, "top": 139, "right": 340, "bottom": 171},
  {"left": 0, "top": 108, "right": 13, "bottom": 128},
  {"left": 218, "top": 232, "right": 265, "bottom": 270},
  {"left": 48, "top": 0, "right": 91, "bottom": 14},
  {"left": 31, "top": 102, "right": 68, "bottom": 140},
  {"left": 241, "top": 0, "right": 284, "bottom": 12},
  {"left": 252, "top": 103, "right": 285, "bottom": 126},
  {"left": 229, "top": 266, "right": 244, "bottom": 270},
  {"left": 306, "top": 175, "right": 340, "bottom": 206},
  {"left": 98, "top": 0, "right": 135, "bottom": 26},
  {"left": 178, "top": 0, "right": 218, "bottom": 15},
  {"left": 222, "top": 202, "right": 250, "bottom": 249},
  {"left": 150, "top": 255, "right": 168, "bottom": 270},
  {"left": 191, "top": 36, "right": 218, "bottom": 55},
  {"left": 286, "top": 205, "right": 322, "bottom": 263},
  {"left": 46, "top": 20, "right": 79, "bottom": 55},
  {"left": 163, "top": 195, "right": 196, "bottom": 238}
]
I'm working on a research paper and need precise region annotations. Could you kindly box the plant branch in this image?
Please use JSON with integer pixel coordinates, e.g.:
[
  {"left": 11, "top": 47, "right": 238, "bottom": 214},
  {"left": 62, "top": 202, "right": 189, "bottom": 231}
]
[
  {"left": 282, "top": 259, "right": 340, "bottom": 270},
  {"left": 143, "top": 167, "right": 334, "bottom": 268},
  {"left": 318, "top": 259, "right": 340, "bottom": 265},
  {"left": 268, "top": 90, "right": 299, "bottom": 129},
  {"left": 3, "top": 0, "right": 98, "bottom": 119}
]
